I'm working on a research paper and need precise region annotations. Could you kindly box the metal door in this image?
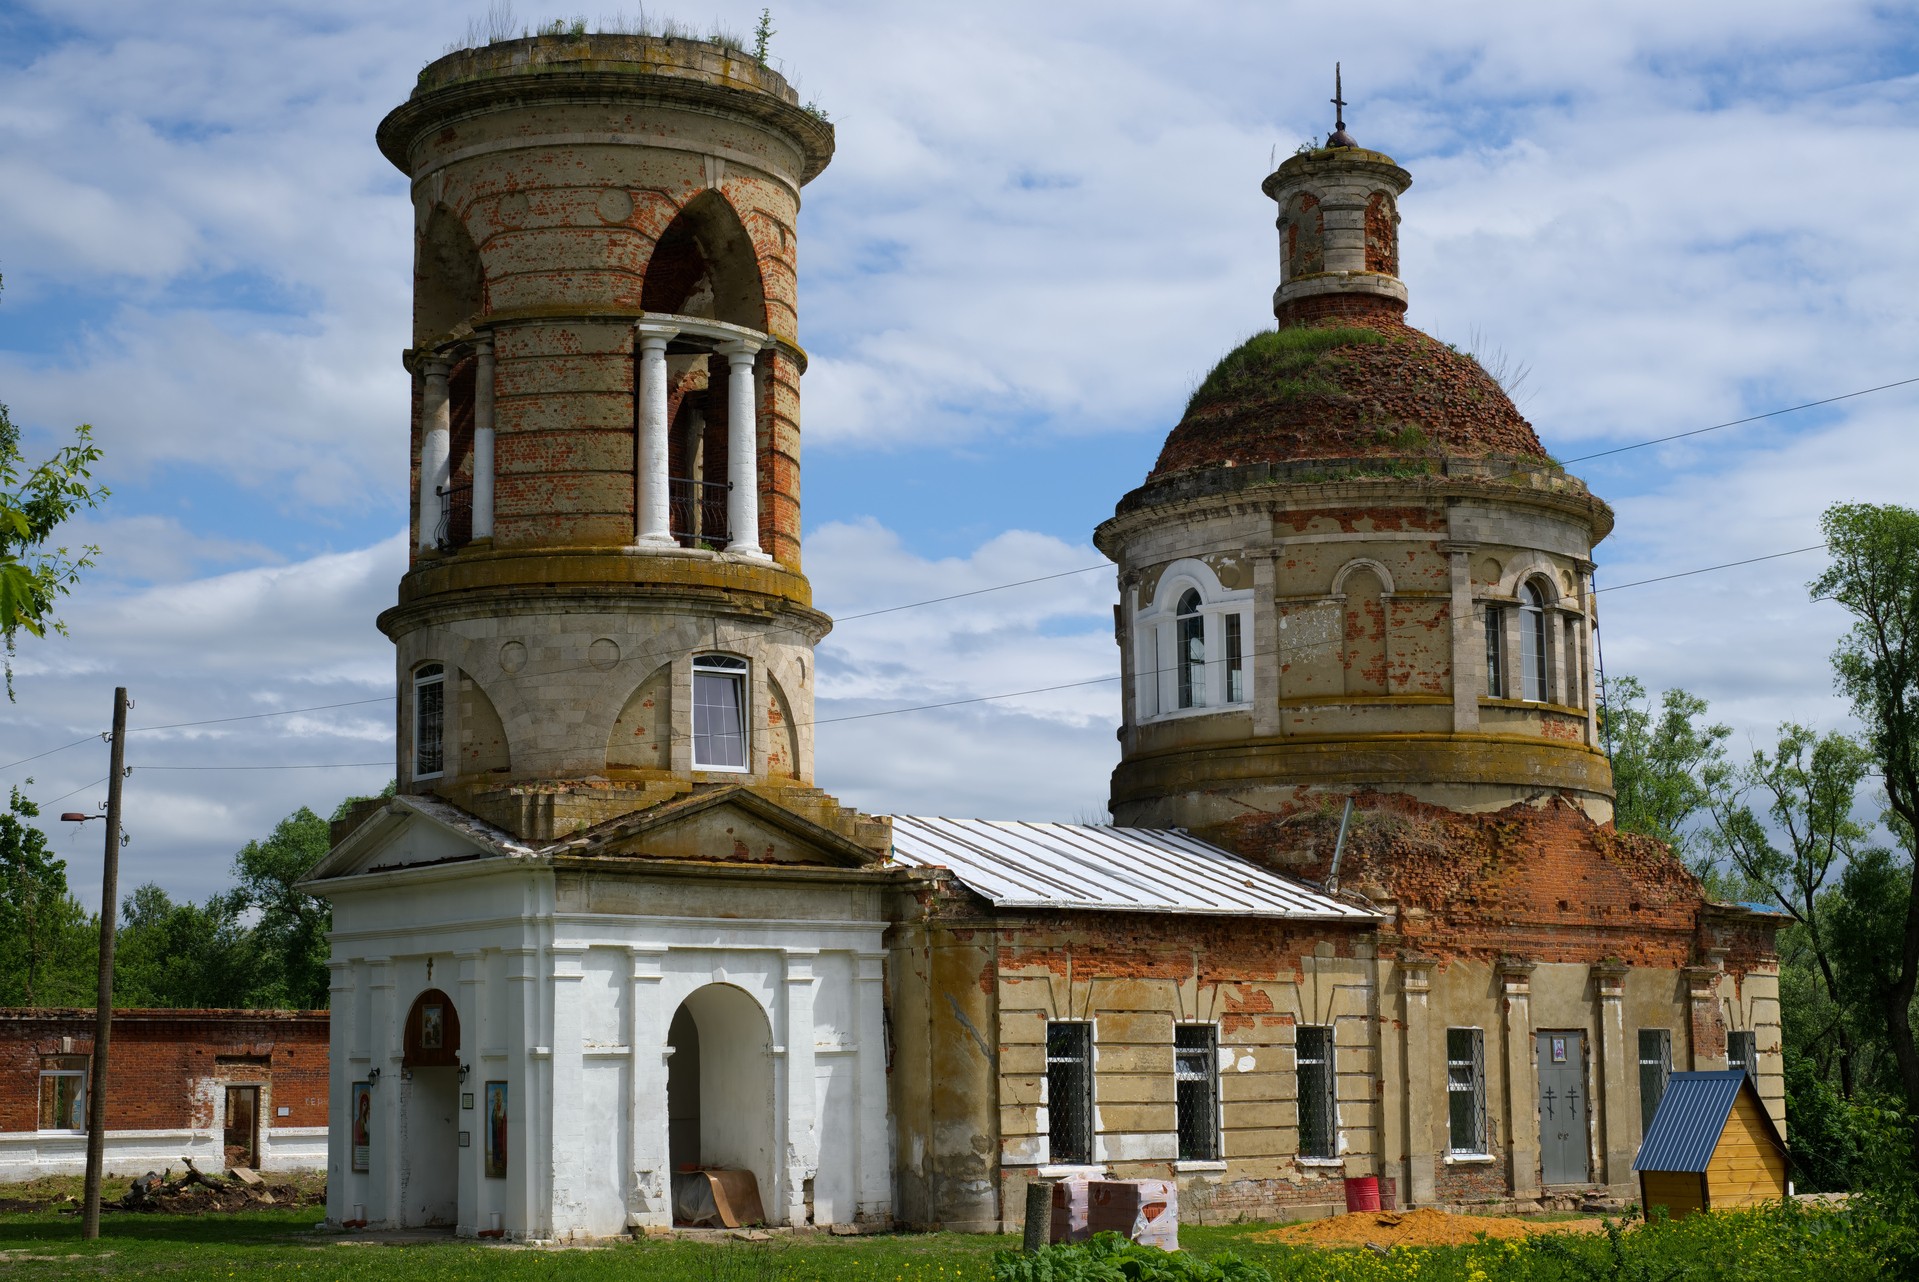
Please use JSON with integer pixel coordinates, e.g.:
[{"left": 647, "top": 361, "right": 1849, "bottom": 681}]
[{"left": 1536, "top": 1032, "right": 1590, "bottom": 1185}]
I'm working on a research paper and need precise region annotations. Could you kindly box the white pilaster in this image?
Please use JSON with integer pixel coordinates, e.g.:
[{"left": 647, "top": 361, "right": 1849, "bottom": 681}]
[
  {"left": 325, "top": 960, "right": 356, "bottom": 1227},
  {"left": 719, "top": 341, "right": 766, "bottom": 558},
  {"left": 627, "top": 946, "right": 670, "bottom": 1228},
  {"left": 547, "top": 946, "right": 586, "bottom": 1239},
  {"left": 854, "top": 950, "right": 893, "bottom": 1223},
  {"left": 1499, "top": 961, "right": 1540, "bottom": 1199},
  {"left": 456, "top": 951, "right": 484, "bottom": 1235},
  {"left": 782, "top": 949, "right": 820, "bottom": 1226},
  {"left": 504, "top": 946, "right": 538, "bottom": 1239},
  {"left": 367, "top": 958, "right": 399, "bottom": 1226},
  {"left": 635, "top": 325, "right": 678, "bottom": 547},
  {"left": 419, "top": 359, "right": 452, "bottom": 551},
  {"left": 472, "top": 337, "right": 496, "bottom": 542}
]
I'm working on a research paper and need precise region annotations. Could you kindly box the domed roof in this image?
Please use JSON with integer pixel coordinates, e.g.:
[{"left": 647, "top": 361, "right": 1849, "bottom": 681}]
[{"left": 1150, "top": 311, "right": 1548, "bottom": 481}]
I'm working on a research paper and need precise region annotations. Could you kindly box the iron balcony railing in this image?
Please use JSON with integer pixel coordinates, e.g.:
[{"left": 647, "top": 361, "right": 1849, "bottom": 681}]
[
  {"left": 435, "top": 482, "right": 473, "bottom": 552},
  {"left": 669, "top": 477, "right": 730, "bottom": 549}
]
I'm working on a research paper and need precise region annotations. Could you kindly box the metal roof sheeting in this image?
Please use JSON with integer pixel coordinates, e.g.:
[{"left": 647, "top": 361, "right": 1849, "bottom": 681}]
[
  {"left": 1633, "top": 1071, "right": 1776, "bottom": 1173},
  {"left": 889, "top": 817, "right": 1375, "bottom": 919}
]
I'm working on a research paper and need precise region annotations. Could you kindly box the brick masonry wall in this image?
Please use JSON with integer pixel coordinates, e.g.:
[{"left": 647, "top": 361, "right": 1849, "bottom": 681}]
[{"left": 0, "top": 1010, "right": 329, "bottom": 1133}]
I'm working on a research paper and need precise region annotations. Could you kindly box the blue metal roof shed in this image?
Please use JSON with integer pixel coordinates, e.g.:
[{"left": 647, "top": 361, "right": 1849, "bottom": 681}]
[{"left": 1633, "top": 1070, "right": 1788, "bottom": 1219}]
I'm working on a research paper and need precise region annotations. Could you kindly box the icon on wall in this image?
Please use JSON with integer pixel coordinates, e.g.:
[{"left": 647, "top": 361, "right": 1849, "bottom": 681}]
[
  {"left": 485, "top": 1081, "right": 508, "bottom": 1179},
  {"left": 351, "top": 1082, "right": 371, "bottom": 1173},
  {"left": 1550, "top": 1036, "right": 1567, "bottom": 1063},
  {"left": 421, "top": 1003, "right": 445, "bottom": 1050}
]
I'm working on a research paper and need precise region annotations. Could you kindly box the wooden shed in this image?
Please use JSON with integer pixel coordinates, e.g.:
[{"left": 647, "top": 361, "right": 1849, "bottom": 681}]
[{"left": 1632, "top": 1070, "right": 1788, "bottom": 1219}]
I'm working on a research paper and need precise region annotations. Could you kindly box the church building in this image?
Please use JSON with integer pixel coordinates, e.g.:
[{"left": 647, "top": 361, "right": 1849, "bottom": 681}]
[{"left": 305, "top": 33, "right": 1783, "bottom": 1240}]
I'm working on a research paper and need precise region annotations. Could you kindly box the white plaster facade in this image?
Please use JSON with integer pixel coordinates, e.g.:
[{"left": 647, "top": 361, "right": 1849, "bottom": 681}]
[{"left": 310, "top": 796, "right": 892, "bottom": 1241}]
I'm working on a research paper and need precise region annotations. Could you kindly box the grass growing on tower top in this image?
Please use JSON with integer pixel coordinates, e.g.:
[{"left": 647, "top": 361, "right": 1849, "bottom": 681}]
[{"left": 1184, "top": 326, "right": 1388, "bottom": 417}]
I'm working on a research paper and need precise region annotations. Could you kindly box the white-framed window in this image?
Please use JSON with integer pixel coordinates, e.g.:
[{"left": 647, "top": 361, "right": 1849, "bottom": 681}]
[
  {"left": 1046, "top": 1021, "right": 1094, "bottom": 1165},
  {"left": 1520, "top": 582, "right": 1548, "bottom": 702},
  {"left": 1174, "top": 1024, "right": 1221, "bottom": 1161},
  {"left": 1727, "top": 1030, "right": 1757, "bottom": 1080},
  {"left": 413, "top": 663, "right": 446, "bottom": 780},
  {"left": 692, "top": 654, "right": 749, "bottom": 771},
  {"left": 1639, "top": 1028, "right": 1672, "bottom": 1133},
  {"left": 1133, "top": 560, "right": 1253, "bottom": 722},
  {"left": 1484, "top": 606, "right": 1505, "bottom": 698},
  {"left": 1446, "top": 1027, "right": 1487, "bottom": 1154},
  {"left": 39, "top": 1055, "right": 88, "bottom": 1131},
  {"left": 1295, "top": 1025, "right": 1336, "bottom": 1159}
]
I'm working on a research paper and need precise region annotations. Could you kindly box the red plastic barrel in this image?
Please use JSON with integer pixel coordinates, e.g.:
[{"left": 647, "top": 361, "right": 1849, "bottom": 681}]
[{"left": 1343, "top": 1176, "right": 1381, "bottom": 1212}]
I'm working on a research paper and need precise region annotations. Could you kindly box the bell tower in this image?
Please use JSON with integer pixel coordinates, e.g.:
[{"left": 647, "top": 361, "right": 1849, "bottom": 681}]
[{"left": 374, "top": 34, "right": 836, "bottom": 838}]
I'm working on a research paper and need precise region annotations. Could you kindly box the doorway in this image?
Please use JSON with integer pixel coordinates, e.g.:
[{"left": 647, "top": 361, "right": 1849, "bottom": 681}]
[
  {"left": 666, "top": 984, "right": 775, "bottom": 1222},
  {"left": 1536, "top": 1031, "right": 1591, "bottom": 1185},
  {"left": 401, "top": 1067, "right": 460, "bottom": 1226},
  {"left": 223, "top": 1086, "right": 259, "bottom": 1169}
]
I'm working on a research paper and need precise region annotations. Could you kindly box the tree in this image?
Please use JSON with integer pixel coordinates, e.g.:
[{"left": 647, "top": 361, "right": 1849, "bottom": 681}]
[
  {"left": 114, "top": 883, "right": 263, "bottom": 1009},
  {"left": 1705, "top": 724, "right": 1874, "bottom": 1095},
  {"left": 1600, "top": 674, "right": 1731, "bottom": 869},
  {"left": 1812, "top": 502, "right": 1919, "bottom": 1139},
  {"left": 0, "top": 275, "right": 108, "bottom": 698},
  {"left": 0, "top": 784, "right": 96, "bottom": 1006},
  {"left": 233, "top": 807, "right": 337, "bottom": 1010}
]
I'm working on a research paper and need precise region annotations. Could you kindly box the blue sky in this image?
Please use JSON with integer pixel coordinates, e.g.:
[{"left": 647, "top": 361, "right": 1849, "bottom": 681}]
[{"left": 3, "top": 0, "right": 1917, "bottom": 906}]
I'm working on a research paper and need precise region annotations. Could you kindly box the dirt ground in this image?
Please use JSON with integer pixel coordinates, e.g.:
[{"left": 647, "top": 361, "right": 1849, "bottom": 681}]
[
  {"left": 1255, "top": 1207, "right": 1612, "bottom": 1249},
  {"left": 0, "top": 1169, "right": 326, "bottom": 1216}
]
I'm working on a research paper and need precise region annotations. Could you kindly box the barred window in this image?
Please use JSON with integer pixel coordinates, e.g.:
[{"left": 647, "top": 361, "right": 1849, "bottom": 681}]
[
  {"left": 39, "top": 1055, "right": 88, "bottom": 1131},
  {"left": 1047, "top": 1022, "right": 1094, "bottom": 1166},
  {"left": 1484, "top": 607, "right": 1505, "bottom": 698},
  {"left": 1727, "top": 1030, "right": 1757, "bottom": 1080},
  {"left": 1446, "top": 1028, "right": 1487, "bottom": 1154},
  {"left": 693, "top": 655, "right": 749, "bottom": 771},
  {"left": 1174, "top": 1025, "right": 1220, "bottom": 1162},
  {"left": 1224, "top": 614, "right": 1245, "bottom": 705},
  {"left": 412, "top": 663, "right": 445, "bottom": 779},
  {"left": 1295, "top": 1025, "right": 1336, "bottom": 1160},
  {"left": 1638, "top": 1028, "right": 1672, "bottom": 1133}
]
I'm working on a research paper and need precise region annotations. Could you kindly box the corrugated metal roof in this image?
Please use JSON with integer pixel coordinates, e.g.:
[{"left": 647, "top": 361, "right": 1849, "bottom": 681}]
[
  {"left": 1633, "top": 1071, "right": 1778, "bottom": 1173},
  {"left": 889, "top": 817, "right": 1375, "bottom": 919}
]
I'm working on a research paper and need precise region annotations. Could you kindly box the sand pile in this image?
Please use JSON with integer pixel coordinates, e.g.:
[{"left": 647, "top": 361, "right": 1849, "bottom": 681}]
[{"left": 1256, "top": 1207, "right": 1608, "bottom": 1249}]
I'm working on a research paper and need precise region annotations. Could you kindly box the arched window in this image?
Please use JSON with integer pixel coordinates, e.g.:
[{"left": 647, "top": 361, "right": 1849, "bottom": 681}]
[
  {"left": 693, "top": 655, "right": 749, "bottom": 771},
  {"left": 413, "top": 663, "right": 445, "bottom": 780},
  {"left": 1484, "top": 607, "right": 1505, "bottom": 699},
  {"left": 1520, "top": 583, "right": 1548, "bottom": 702},
  {"left": 1176, "top": 589, "right": 1206, "bottom": 709}
]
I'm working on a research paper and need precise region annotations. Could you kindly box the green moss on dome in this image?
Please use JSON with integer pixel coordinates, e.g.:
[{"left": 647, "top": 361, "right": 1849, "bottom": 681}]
[{"left": 1186, "top": 326, "right": 1389, "bottom": 416}]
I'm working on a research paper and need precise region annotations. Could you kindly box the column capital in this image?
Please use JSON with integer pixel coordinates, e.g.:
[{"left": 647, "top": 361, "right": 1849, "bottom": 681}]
[
  {"left": 636, "top": 322, "right": 680, "bottom": 345},
  {"left": 717, "top": 338, "right": 763, "bottom": 361},
  {"left": 420, "top": 355, "right": 452, "bottom": 378}
]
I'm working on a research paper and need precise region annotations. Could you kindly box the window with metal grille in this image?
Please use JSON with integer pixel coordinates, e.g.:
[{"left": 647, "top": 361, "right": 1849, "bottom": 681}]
[
  {"left": 1727, "top": 1030, "right": 1757, "bottom": 1080},
  {"left": 1446, "top": 1028, "right": 1487, "bottom": 1154},
  {"left": 1174, "top": 1025, "right": 1220, "bottom": 1161},
  {"left": 413, "top": 663, "right": 445, "bottom": 779},
  {"left": 38, "top": 1055, "right": 88, "bottom": 1131},
  {"left": 1176, "top": 590, "right": 1206, "bottom": 709},
  {"left": 1638, "top": 1028, "right": 1672, "bottom": 1133},
  {"left": 1484, "top": 607, "right": 1505, "bottom": 698},
  {"left": 1047, "top": 1022, "right": 1094, "bottom": 1165},
  {"left": 1295, "top": 1025, "right": 1336, "bottom": 1159},
  {"left": 1520, "top": 582, "right": 1548, "bottom": 702},
  {"left": 693, "top": 655, "right": 749, "bottom": 770},
  {"left": 1224, "top": 614, "right": 1245, "bottom": 704}
]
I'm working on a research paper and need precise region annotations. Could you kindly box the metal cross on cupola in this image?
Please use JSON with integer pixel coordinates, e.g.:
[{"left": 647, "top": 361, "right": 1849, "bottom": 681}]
[{"left": 1328, "top": 62, "right": 1357, "bottom": 148}]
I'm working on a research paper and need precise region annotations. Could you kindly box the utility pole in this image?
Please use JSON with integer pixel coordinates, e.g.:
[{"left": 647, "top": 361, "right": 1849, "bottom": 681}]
[{"left": 80, "top": 687, "right": 128, "bottom": 1241}]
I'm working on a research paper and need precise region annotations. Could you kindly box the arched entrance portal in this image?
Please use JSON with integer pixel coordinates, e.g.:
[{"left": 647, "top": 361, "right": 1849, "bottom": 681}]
[
  {"left": 666, "top": 984, "right": 775, "bottom": 1223},
  {"left": 400, "top": 988, "right": 461, "bottom": 1227}
]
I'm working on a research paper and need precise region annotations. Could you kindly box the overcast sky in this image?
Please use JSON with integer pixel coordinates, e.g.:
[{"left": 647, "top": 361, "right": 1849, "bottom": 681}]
[{"left": 3, "top": 1, "right": 1916, "bottom": 908}]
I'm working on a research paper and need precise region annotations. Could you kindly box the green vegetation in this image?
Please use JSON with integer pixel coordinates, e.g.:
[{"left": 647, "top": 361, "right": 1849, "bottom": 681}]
[
  {"left": 1185, "top": 327, "right": 1387, "bottom": 417},
  {"left": 0, "top": 1201, "right": 1916, "bottom": 1281},
  {"left": 0, "top": 785, "right": 388, "bottom": 1010}
]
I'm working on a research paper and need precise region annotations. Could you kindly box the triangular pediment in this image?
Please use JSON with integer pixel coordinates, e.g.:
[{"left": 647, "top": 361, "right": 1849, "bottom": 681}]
[
  {"left": 303, "top": 795, "right": 532, "bottom": 886},
  {"left": 549, "top": 786, "right": 882, "bottom": 869}
]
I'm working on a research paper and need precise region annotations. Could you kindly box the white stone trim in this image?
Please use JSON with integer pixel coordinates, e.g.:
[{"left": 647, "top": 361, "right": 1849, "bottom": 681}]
[{"left": 1133, "top": 558, "right": 1254, "bottom": 721}]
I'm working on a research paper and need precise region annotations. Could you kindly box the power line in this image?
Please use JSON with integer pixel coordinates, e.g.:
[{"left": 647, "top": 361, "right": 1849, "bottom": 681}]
[
  {"left": 128, "top": 696, "right": 393, "bottom": 734},
  {"left": 833, "top": 564, "right": 1109, "bottom": 622},
  {"left": 134, "top": 762, "right": 391, "bottom": 772},
  {"left": 47, "top": 777, "right": 108, "bottom": 805},
  {"left": 0, "top": 734, "right": 101, "bottom": 773},
  {"left": 1562, "top": 377, "right": 1919, "bottom": 464},
  {"left": 1593, "top": 544, "right": 1827, "bottom": 593}
]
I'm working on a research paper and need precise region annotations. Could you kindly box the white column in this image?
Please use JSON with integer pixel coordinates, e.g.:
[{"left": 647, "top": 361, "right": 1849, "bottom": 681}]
[
  {"left": 635, "top": 326, "right": 678, "bottom": 547},
  {"left": 547, "top": 946, "right": 586, "bottom": 1240},
  {"left": 472, "top": 337, "right": 496, "bottom": 542},
  {"left": 456, "top": 951, "right": 484, "bottom": 1235},
  {"left": 782, "top": 949, "right": 820, "bottom": 1226},
  {"left": 719, "top": 340, "right": 766, "bottom": 558},
  {"left": 418, "top": 358, "right": 452, "bottom": 551},
  {"left": 325, "top": 960, "right": 355, "bottom": 1227},
  {"left": 367, "top": 958, "right": 399, "bottom": 1226}
]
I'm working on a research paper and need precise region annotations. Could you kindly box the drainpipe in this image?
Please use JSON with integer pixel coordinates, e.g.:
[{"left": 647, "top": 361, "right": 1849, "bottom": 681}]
[{"left": 1325, "top": 797, "right": 1354, "bottom": 894}]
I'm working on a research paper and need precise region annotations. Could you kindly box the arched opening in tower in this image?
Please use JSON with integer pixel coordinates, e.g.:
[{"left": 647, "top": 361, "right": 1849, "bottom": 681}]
[
  {"left": 642, "top": 193, "right": 767, "bottom": 550},
  {"left": 414, "top": 206, "right": 485, "bottom": 552}
]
